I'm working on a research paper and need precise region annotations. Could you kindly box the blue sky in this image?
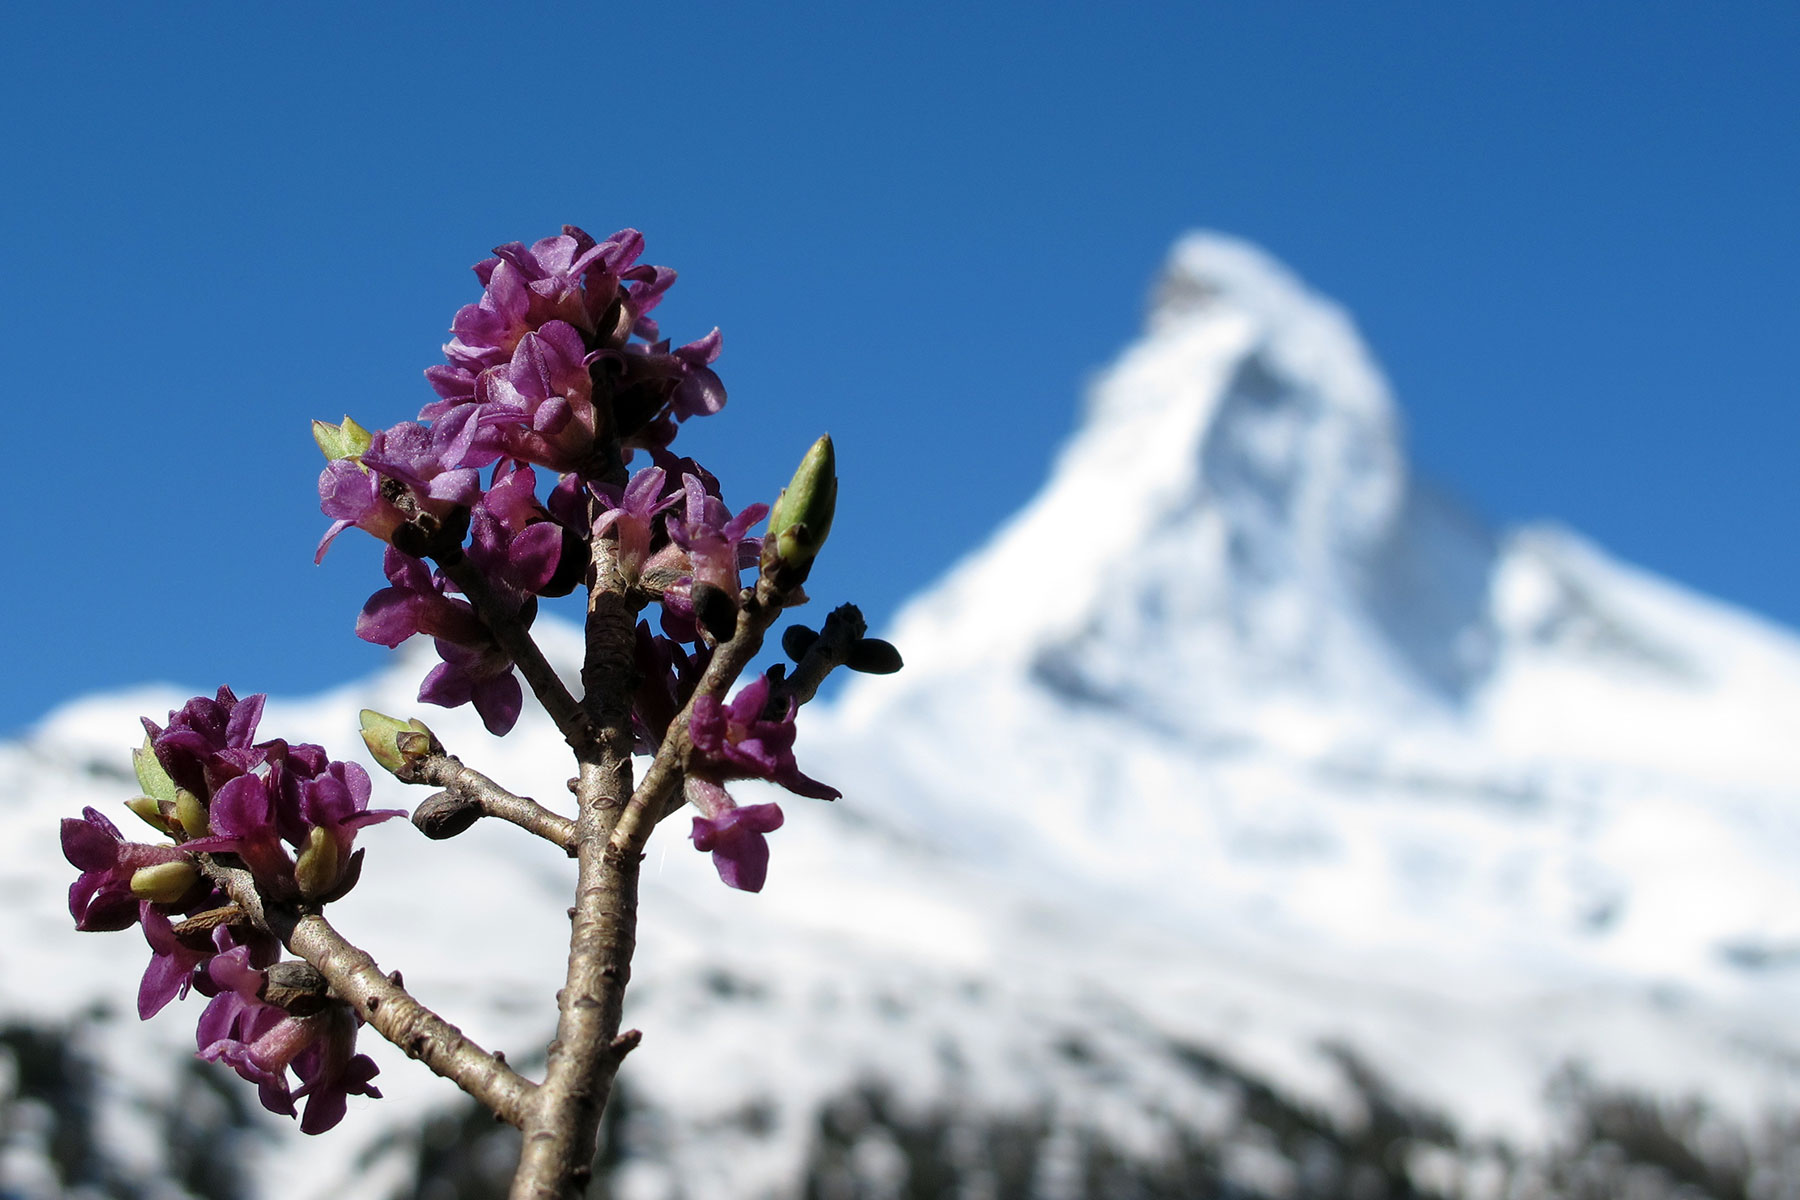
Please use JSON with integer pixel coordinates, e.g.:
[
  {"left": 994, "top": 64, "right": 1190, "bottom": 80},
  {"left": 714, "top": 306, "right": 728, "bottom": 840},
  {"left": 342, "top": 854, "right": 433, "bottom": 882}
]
[{"left": 3, "top": 2, "right": 1797, "bottom": 733}]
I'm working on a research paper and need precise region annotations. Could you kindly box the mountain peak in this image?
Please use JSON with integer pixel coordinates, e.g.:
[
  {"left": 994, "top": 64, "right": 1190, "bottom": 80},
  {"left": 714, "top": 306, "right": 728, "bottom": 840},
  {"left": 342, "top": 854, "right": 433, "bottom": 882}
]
[
  {"left": 868, "top": 231, "right": 1449, "bottom": 740},
  {"left": 1149, "top": 231, "right": 1323, "bottom": 329},
  {"left": 854, "top": 232, "right": 1800, "bottom": 778}
]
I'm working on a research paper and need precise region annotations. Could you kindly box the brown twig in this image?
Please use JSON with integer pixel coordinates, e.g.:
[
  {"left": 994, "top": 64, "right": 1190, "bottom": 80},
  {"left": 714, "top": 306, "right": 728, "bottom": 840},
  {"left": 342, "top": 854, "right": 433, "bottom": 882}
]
[
  {"left": 201, "top": 860, "right": 536, "bottom": 1127},
  {"left": 509, "top": 566, "right": 791, "bottom": 1198},
  {"left": 772, "top": 602, "right": 867, "bottom": 710},
  {"left": 505, "top": 525, "right": 643, "bottom": 1197},
  {"left": 436, "top": 556, "right": 593, "bottom": 752},
  {"left": 405, "top": 753, "right": 577, "bottom": 851},
  {"left": 644, "top": 598, "right": 862, "bottom": 827}
]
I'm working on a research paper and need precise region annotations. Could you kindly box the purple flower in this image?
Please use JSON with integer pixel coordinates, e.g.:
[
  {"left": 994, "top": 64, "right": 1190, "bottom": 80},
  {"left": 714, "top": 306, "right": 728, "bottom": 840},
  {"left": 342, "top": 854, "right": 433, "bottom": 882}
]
[
  {"left": 317, "top": 410, "right": 489, "bottom": 559},
  {"left": 653, "top": 327, "right": 727, "bottom": 422},
  {"left": 427, "top": 225, "right": 727, "bottom": 456},
  {"left": 358, "top": 413, "right": 486, "bottom": 514},
  {"left": 685, "top": 778, "right": 784, "bottom": 893},
  {"left": 478, "top": 458, "right": 549, "bottom": 532},
  {"left": 598, "top": 329, "right": 727, "bottom": 451},
  {"left": 145, "top": 686, "right": 269, "bottom": 800},
  {"left": 668, "top": 473, "right": 766, "bottom": 595},
  {"left": 139, "top": 904, "right": 216, "bottom": 1019},
  {"left": 355, "top": 549, "right": 487, "bottom": 649},
  {"left": 442, "top": 226, "right": 648, "bottom": 372},
  {"left": 466, "top": 465, "right": 564, "bottom": 598},
  {"left": 631, "top": 622, "right": 710, "bottom": 754},
  {"left": 315, "top": 458, "right": 407, "bottom": 562},
  {"left": 418, "top": 640, "right": 523, "bottom": 736},
  {"left": 689, "top": 675, "right": 839, "bottom": 801},
  {"left": 591, "top": 466, "right": 683, "bottom": 583},
  {"left": 182, "top": 752, "right": 401, "bottom": 903},
  {"left": 470, "top": 322, "right": 600, "bottom": 473},
  {"left": 201, "top": 1003, "right": 381, "bottom": 1134},
  {"left": 294, "top": 761, "right": 405, "bottom": 896},
  {"left": 181, "top": 773, "right": 298, "bottom": 897},
  {"left": 61, "top": 807, "right": 194, "bottom": 932},
  {"left": 354, "top": 549, "right": 525, "bottom": 735},
  {"left": 195, "top": 942, "right": 275, "bottom": 1052}
]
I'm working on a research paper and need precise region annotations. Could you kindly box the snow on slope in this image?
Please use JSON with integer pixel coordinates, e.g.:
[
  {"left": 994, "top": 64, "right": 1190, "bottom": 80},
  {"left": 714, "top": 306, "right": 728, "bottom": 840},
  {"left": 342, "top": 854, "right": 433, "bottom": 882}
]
[
  {"left": 6, "top": 232, "right": 1800, "bottom": 1197},
  {"left": 816, "top": 231, "right": 1800, "bottom": 1128}
]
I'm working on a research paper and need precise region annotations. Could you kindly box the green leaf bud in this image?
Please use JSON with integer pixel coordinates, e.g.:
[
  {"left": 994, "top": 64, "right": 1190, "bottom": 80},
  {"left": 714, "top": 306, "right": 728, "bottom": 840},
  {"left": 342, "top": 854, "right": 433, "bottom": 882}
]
[
  {"left": 764, "top": 435, "right": 837, "bottom": 575},
  {"left": 360, "top": 709, "right": 441, "bottom": 777},
  {"left": 312, "top": 415, "right": 374, "bottom": 464},
  {"left": 130, "top": 860, "right": 198, "bottom": 904},
  {"left": 133, "top": 737, "right": 177, "bottom": 805}
]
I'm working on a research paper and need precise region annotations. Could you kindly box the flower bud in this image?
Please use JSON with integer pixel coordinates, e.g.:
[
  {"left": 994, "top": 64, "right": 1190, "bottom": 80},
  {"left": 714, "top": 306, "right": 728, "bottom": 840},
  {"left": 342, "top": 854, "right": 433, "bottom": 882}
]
[
  {"left": 360, "top": 710, "right": 441, "bottom": 777},
  {"left": 312, "top": 415, "right": 374, "bottom": 463},
  {"left": 781, "top": 624, "right": 819, "bottom": 662},
  {"left": 174, "top": 788, "right": 210, "bottom": 838},
  {"left": 846, "top": 637, "right": 904, "bottom": 675},
  {"left": 133, "top": 737, "right": 177, "bottom": 805},
  {"left": 763, "top": 435, "right": 836, "bottom": 578},
  {"left": 295, "top": 826, "right": 341, "bottom": 902},
  {"left": 125, "top": 795, "right": 175, "bottom": 834},
  {"left": 411, "top": 790, "right": 482, "bottom": 840},
  {"left": 130, "top": 860, "right": 198, "bottom": 904}
]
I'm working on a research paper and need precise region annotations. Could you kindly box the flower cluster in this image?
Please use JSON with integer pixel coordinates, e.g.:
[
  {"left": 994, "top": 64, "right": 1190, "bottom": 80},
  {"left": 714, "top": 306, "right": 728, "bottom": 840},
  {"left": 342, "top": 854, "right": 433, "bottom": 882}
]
[
  {"left": 315, "top": 229, "right": 745, "bottom": 729},
  {"left": 62, "top": 688, "right": 399, "bottom": 1131},
  {"left": 314, "top": 225, "right": 841, "bottom": 888}
]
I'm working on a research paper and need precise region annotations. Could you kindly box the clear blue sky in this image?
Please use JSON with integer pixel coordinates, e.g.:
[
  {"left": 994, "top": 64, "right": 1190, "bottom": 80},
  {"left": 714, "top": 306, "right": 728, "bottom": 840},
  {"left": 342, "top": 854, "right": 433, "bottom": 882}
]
[{"left": 3, "top": 2, "right": 1797, "bottom": 733}]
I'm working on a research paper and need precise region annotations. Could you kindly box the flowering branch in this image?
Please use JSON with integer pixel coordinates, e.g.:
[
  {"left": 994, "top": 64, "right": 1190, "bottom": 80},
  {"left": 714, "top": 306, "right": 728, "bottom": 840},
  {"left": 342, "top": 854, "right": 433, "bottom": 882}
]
[{"left": 62, "top": 224, "right": 899, "bottom": 1196}]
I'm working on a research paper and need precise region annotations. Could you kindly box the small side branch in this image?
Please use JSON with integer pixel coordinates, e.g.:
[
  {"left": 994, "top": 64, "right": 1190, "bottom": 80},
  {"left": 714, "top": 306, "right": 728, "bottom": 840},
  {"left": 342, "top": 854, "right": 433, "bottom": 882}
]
[
  {"left": 622, "top": 579, "right": 786, "bottom": 879},
  {"left": 405, "top": 753, "right": 577, "bottom": 851},
  {"left": 204, "top": 862, "right": 536, "bottom": 1127},
  {"left": 437, "top": 556, "right": 592, "bottom": 751},
  {"left": 286, "top": 913, "right": 537, "bottom": 1127},
  {"left": 774, "top": 603, "right": 867, "bottom": 710}
]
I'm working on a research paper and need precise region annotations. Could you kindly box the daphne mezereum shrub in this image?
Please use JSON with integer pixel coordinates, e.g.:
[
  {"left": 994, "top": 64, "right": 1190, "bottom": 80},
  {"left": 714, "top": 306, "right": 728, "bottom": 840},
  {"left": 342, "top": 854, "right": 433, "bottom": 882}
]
[{"left": 60, "top": 225, "right": 900, "bottom": 1195}]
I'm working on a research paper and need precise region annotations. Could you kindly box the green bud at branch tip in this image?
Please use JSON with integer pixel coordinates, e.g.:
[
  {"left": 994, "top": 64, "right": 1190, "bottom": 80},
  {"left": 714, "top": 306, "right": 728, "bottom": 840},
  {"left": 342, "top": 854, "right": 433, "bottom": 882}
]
[
  {"left": 360, "top": 709, "right": 440, "bottom": 776},
  {"left": 765, "top": 434, "right": 837, "bottom": 574},
  {"left": 312, "top": 415, "right": 374, "bottom": 464}
]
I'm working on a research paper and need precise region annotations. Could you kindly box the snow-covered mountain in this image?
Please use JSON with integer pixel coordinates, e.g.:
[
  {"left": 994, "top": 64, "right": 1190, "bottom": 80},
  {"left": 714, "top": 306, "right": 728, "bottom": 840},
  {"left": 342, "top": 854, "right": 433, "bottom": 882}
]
[{"left": 6, "top": 233, "right": 1800, "bottom": 1199}]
